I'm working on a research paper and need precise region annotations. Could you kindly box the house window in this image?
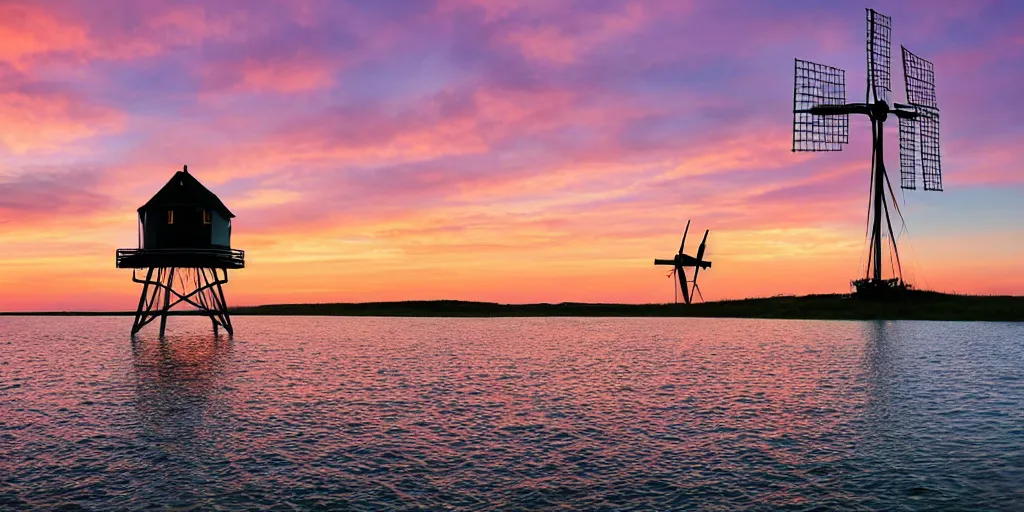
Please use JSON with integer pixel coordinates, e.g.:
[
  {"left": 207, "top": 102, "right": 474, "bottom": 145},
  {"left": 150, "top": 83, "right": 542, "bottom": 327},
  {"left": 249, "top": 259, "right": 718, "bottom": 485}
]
[
  {"left": 167, "top": 210, "right": 174, "bottom": 225},
  {"left": 203, "top": 210, "right": 212, "bottom": 225}
]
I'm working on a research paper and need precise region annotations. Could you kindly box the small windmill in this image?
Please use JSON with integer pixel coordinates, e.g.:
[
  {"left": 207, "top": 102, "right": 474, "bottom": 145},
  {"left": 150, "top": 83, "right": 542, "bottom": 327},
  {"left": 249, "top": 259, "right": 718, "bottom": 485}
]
[
  {"left": 654, "top": 220, "right": 711, "bottom": 304},
  {"left": 792, "top": 8, "right": 941, "bottom": 296}
]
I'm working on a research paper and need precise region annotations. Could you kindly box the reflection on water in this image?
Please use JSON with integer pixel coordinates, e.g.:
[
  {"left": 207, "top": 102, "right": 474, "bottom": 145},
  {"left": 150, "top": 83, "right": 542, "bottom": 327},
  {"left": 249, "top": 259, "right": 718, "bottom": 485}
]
[
  {"left": 131, "top": 334, "right": 233, "bottom": 437},
  {"left": 862, "top": 320, "right": 898, "bottom": 426},
  {"left": 854, "top": 320, "right": 1024, "bottom": 508},
  {"left": 126, "top": 333, "right": 239, "bottom": 506},
  {"left": 2, "top": 316, "right": 1023, "bottom": 510}
]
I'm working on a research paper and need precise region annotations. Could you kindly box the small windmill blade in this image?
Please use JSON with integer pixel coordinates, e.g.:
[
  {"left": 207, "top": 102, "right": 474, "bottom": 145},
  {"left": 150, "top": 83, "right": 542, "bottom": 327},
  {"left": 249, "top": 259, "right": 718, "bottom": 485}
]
[
  {"left": 695, "top": 230, "right": 709, "bottom": 263},
  {"left": 690, "top": 230, "right": 710, "bottom": 301},
  {"left": 678, "top": 266, "right": 690, "bottom": 305},
  {"left": 679, "top": 220, "right": 690, "bottom": 255}
]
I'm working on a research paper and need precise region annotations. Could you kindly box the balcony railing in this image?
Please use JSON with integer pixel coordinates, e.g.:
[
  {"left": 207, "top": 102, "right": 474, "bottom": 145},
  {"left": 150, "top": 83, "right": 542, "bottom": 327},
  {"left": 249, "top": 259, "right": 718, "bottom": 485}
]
[{"left": 116, "top": 248, "right": 245, "bottom": 269}]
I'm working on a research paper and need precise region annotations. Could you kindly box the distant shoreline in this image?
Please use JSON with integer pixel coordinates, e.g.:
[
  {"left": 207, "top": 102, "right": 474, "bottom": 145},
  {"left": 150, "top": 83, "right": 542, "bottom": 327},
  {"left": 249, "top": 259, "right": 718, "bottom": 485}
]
[{"left": 2, "top": 292, "right": 1022, "bottom": 322}]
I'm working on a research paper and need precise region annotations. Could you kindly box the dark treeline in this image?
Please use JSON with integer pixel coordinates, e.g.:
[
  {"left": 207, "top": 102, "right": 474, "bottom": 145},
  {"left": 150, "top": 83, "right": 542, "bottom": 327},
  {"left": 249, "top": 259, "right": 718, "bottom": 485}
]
[{"left": 9, "top": 291, "right": 1020, "bottom": 322}]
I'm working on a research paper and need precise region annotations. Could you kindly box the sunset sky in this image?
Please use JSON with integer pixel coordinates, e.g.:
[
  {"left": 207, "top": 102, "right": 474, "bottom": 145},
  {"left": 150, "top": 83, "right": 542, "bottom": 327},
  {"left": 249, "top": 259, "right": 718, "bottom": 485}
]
[{"left": 0, "top": 0, "right": 1021, "bottom": 311}]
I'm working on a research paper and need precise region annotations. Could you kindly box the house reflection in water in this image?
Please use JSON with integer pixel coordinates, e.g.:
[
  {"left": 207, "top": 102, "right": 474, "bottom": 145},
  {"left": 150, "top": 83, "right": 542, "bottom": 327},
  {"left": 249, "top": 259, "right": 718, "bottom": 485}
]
[{"left": 131, "top": 334, "right": 234, "bottom": 443}]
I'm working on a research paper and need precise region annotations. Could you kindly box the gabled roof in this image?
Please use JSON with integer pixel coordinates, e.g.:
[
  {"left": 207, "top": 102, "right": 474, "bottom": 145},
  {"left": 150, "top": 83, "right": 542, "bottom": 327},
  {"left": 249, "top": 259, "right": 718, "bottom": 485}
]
[{"left": 138, "top": 166, "right": 235, "bottom": 218}]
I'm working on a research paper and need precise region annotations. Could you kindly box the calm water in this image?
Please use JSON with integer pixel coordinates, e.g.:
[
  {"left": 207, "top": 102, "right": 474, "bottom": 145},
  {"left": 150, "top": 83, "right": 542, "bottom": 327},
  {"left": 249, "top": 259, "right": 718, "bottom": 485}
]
[{"left": 1, "top": 317, "right": 1023, "bottom": 511}]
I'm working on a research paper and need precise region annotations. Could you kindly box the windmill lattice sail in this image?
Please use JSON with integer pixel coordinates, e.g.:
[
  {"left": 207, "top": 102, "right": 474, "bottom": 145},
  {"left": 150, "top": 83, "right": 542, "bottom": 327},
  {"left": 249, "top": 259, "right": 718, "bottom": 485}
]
[
  {"left": 900, "top": 46, "right": 941, "bottom": 191},
  {"left": 866, "top": 9, "right": 892, "bottom": 105},
  {"left": 792, "top": 59, "right": 848, "bottom": 152}
]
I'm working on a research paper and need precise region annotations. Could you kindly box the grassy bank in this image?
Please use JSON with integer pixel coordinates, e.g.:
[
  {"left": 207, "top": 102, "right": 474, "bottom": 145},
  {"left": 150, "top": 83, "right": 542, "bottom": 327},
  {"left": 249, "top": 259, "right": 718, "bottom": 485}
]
[
  {"left": 231, "top": 291, "right": 1023, "bottom": 322},
  {"left": 4, "top": 291, "right": 1021, "bottom": 322}
]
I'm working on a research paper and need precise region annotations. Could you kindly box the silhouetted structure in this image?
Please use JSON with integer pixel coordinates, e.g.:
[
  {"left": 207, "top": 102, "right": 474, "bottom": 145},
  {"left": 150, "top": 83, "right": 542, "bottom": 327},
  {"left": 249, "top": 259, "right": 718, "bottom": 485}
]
[
  {"left": 791, "top": 8, "right": 942, "bottom": 297},
  {"left": 116, "top": 165, "right": 244, "bottom": 336},
  {"left": 654, "top": 220, "right": 711, "bottom": 304}
]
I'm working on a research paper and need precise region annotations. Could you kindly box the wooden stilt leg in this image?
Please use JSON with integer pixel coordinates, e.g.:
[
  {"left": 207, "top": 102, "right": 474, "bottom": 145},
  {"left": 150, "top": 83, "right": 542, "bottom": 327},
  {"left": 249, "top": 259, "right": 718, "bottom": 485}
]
[
  {"left": 159, "top": 267, "right": 175, "bottom": 337},
  {"left": 213, "top": 268, "right": 233, "bottom": 337},
  {"left": 131, "top": 268, "right": 154, "bottom": 335},
  {"left": 198, "top": 268, "right": 219, "bottom": 333}
]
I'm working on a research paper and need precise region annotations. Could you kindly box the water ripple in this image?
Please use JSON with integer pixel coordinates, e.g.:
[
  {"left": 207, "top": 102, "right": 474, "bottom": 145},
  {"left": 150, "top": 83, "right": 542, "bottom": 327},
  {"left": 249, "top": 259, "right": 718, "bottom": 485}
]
[{"left": 1, "top": 316, "right": 1023, "bottom": 510}]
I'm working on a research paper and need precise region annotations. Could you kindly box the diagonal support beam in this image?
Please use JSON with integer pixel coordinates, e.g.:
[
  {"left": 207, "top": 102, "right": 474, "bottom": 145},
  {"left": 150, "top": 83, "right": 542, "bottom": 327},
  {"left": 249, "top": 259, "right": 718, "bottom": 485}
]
[{"left": 129, "top": 266, "right": 235, "bottom": 337}]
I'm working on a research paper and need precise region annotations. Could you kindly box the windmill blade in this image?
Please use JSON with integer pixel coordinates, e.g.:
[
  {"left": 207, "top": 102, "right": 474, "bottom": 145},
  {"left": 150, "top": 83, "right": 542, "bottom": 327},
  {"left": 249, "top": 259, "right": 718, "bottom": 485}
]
[
  {"left": 898, "top": 115, "right": 918, "bottom": 190},
  {"left": 695, "top": 230, "right": 709, "bottom": 263},
  {"left": 919, "top": 112, "right": 942, "bottom": 191},
  {"left": 901, "top": 46, "right": 941, "bottom": 192},
  {"left": 901, "top": 46, "right": 937, "bottom": 109},
  {"left": 690, "top": 230, "right": 710, "bottom": 297},
  {"left": 792, "top": 59, "right": 849, "bottom": 152},
  {"left": 679, "top": 220, "right": 690, "bottom": 255},
  {"left": 678, "top": 266, "right": 690, "bottom": 305},
  {"left": 866, "top": 9, "right": 892, "bottom": 104}
]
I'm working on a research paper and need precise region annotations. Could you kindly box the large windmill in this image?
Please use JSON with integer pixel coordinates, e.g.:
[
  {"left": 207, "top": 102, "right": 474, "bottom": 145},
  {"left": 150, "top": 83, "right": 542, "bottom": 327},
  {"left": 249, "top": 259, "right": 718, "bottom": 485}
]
[
  {"left": 654, "top": 220, "right": 711, "bottom": 304},
  {"left": 792, "top": 8, "right": 941, "bottom": 296}
]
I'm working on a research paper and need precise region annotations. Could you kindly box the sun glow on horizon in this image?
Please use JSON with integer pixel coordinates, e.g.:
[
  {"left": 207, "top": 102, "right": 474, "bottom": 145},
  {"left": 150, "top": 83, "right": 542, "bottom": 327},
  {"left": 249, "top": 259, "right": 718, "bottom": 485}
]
[{"left": 1, "top": 1, "right": 1022, "bottom": 311}]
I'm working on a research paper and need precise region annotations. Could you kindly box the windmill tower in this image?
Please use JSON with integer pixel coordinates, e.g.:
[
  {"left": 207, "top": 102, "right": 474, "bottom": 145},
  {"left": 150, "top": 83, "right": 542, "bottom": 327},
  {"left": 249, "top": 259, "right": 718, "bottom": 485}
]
[
  {"left": 116, "top": 166, "right": 245, "bottom": 336},
  {"left": 654, "top": 220, "right": 711, "bottom": 304},
  {"left": 791, "top": 8, "right": 941, "bottom": 296}
]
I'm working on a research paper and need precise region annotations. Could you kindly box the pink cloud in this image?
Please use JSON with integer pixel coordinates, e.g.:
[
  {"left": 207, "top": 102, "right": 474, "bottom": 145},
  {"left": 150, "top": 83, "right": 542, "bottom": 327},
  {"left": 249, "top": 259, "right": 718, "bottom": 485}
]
[
  {"left": 0, "top": 2, "right": 238, "bottom": 67},
  {"left": 200, "top": 56, "right": 338, "bottom": 94},
  {"left": 0, "top": 90, "right": 124, "bottom": 153},
  {"left": 0, "top": 3, "right": 92, "bottom": 67},
  {"left": 0, "top": 169, "right": 118, "bottom": 221},
  {"left": 499, "top": 2, "right": 649, "bottom": 64}
]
